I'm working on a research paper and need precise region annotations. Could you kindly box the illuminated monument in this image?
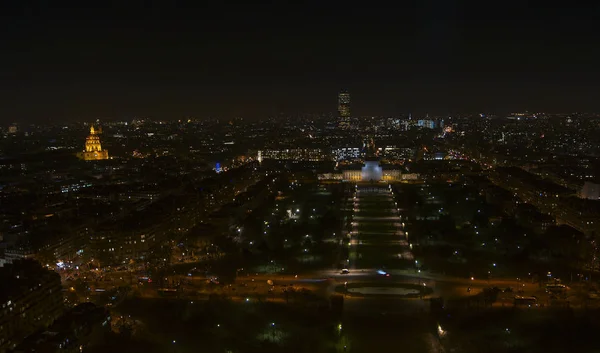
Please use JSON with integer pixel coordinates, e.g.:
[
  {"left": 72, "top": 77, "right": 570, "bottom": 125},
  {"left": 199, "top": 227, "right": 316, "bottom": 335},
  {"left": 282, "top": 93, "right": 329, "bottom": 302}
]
[
  {"left": 319, "top": 137, "right": 415, "bottom": 182},
  {"left": 77, "top": 125, "right": 109, "bottom": 161}
]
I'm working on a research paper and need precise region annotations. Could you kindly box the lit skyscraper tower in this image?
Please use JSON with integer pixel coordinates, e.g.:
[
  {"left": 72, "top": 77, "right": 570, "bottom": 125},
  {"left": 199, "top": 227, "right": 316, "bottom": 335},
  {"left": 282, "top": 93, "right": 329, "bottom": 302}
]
[{"left": 338, "top": 90, "right": 350, "bottom": 117}]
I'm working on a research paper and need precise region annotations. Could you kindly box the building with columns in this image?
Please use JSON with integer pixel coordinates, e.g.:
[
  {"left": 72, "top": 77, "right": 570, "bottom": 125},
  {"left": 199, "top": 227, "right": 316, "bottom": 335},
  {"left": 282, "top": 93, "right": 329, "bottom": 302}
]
[
  {"left": 319, "top": 137, "right": 417, "bottom": 182},
  {"left": 77, "top": 125, "right": 109, "bottom": 161}
]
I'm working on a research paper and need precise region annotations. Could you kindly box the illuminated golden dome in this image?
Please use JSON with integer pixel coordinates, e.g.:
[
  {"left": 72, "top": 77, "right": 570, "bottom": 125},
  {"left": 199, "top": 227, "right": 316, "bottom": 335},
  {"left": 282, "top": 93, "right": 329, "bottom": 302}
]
[{"left": 77, "top": 125, "right": 109, "bottom": 160}]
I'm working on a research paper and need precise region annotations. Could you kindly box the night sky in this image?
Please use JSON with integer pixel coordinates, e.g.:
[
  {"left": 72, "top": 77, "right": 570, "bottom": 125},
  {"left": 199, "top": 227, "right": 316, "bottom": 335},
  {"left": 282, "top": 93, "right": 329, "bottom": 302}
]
[{"left": 1, "top": 1, "right": 600, "bottom": 122}]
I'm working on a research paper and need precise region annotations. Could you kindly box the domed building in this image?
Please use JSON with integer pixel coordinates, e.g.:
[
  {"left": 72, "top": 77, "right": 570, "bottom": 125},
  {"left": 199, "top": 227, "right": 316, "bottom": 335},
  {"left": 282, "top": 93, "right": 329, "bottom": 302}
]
[
  {"left": 318, "top": 137, "right": 416, "bottom": 182},
  {"left": 77, "top": 125, "right": 109, "bottom": 161}
]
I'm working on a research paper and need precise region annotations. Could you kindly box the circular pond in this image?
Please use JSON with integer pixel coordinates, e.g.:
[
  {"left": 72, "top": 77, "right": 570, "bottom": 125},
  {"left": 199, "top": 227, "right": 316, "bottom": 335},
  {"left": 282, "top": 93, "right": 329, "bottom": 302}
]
[{"left": 337, "top": 282, "right": 433, "bottom": 298}]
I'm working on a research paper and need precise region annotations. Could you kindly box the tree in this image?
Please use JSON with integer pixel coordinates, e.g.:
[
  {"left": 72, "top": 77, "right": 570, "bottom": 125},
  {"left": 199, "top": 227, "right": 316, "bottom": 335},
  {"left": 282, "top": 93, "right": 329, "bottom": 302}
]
[
  {"left": 73, "top": 278, "right": 90, "bottom": 298},
  {"left": 482, "top": 287, "right": 500, "bottom": 306},
  {"left": 35, "top": 248, "right": 56, "bottom": 267}
]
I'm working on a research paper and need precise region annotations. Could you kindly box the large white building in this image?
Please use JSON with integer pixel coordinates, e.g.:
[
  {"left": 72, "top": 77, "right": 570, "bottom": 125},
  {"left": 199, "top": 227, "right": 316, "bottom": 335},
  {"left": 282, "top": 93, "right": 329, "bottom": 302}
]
[{"left": 319, "top": 159, "right": 416, "bottom": 182}]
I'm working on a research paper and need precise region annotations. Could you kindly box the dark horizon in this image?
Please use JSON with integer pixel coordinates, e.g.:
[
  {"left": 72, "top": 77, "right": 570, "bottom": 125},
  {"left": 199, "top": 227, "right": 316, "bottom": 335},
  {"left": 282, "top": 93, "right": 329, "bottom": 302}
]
[{"left": 2, "top": 1, "right": 600, "bottom": 123}]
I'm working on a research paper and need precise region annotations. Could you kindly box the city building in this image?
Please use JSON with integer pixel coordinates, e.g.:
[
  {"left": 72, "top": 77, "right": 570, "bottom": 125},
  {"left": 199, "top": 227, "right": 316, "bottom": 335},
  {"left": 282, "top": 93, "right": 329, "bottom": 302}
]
[
  {"left": 515, "top": 203, "right": 556, "bottom": 234},
  {"left": 418, "top": 119, "right": 436, "bottom": 129},
  {"left": 338, "top": 90, "right": 350, "bottom": 118},
  {"left": 321, "top": 163, "right": 412, "bottom": 182},
  {"left": 15, "top": 303, "right": 110, "bottom": 353},
  {"left": 320, "top": 139, "right": 412, "bottom": 182},
  {"left": 0, "top": 260, "right": 63, "bottom": 352},
  {"left": 580, "top": 181, "right": 600, "bottom": 200},
  {"left": 332, "top": 147, "right": 361, "bottom": 161},
  {"left": 257, "top": 149, "right": 330, "bottom": 162},
  {"left": 77, "top": 125, "right": 109, "bottom": 161},
  {"left": 379, "top": 146, "right": 416, "bottom": 161}
]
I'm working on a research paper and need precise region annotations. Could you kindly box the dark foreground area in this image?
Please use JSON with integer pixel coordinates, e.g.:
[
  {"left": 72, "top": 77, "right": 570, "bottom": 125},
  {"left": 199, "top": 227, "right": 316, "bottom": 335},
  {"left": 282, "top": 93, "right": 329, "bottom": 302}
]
[{"left": 85, "top": 295, "right": 600, "bottom": 353}]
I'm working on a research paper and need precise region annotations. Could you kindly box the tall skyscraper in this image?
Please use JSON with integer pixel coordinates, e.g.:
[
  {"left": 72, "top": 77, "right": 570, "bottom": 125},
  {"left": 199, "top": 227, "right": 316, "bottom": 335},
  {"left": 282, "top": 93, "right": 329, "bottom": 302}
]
[{"left": 338, "top": 90, "right": 350, "bottom": 117}]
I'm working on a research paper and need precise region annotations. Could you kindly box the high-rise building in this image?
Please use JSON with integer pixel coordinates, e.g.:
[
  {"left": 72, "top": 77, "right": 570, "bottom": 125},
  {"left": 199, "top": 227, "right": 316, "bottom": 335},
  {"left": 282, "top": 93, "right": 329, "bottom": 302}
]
[{"left": 338, "top": 90, "right": 350, "bottom": 117}]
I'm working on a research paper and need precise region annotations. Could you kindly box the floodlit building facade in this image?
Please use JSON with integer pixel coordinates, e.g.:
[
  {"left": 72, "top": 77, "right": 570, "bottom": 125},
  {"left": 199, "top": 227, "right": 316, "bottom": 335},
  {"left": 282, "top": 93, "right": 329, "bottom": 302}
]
[{"left": 77, "top": 125, "right": 109, "bottom": 161}]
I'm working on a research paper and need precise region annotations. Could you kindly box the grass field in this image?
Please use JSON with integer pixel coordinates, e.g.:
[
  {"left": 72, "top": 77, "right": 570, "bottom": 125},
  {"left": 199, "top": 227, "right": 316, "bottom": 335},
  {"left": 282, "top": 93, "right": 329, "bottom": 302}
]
[{"left": 353, "top": 188, "right": 412, "bottom": 270}]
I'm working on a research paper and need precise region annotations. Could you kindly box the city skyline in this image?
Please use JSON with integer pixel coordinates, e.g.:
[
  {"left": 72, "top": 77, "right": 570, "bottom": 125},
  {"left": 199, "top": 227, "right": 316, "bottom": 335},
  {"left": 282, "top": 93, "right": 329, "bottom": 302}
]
[
  {"left": 2, "top": 91, "right": 600, "bottom": 352},
  {"left": 3, "top": 2, "right": 600, "bottom": 352},
  {"left": 2, "top": 2, "right": 600, "bottom": 122}
]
